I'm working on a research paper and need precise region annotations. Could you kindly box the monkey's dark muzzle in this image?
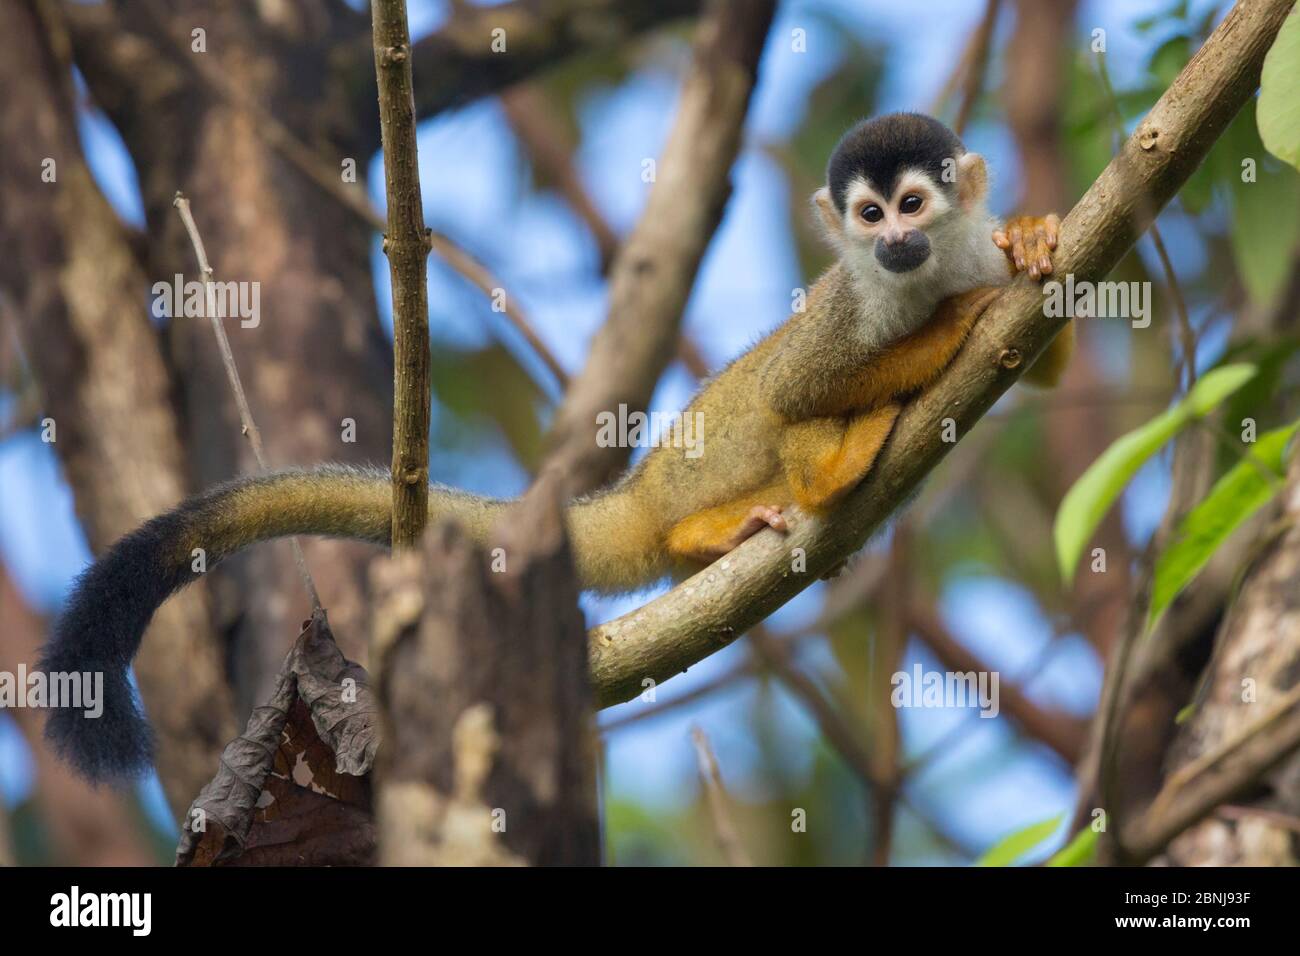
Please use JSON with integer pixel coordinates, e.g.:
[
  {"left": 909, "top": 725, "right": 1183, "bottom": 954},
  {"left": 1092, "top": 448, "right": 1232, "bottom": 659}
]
[{"left": 875, "top": 231, "right": 931, "bottom": 273}]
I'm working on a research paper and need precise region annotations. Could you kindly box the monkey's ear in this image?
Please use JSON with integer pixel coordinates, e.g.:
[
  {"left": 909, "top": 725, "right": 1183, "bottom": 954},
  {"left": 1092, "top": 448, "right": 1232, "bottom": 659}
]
[
  {"left": 956, "top": 152, "right": 988, "bottom": 209},
  {"left": 812, "top": 187, "right": 843, "bottom": 244}
]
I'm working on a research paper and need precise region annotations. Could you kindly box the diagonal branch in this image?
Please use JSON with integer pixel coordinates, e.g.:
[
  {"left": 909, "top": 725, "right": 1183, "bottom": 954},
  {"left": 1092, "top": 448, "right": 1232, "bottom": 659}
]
[
  {"left": 543, "top": 0, "right": 775, "bottom": 494},
  {"left": 586, "top": 0, "right": 1295, "bottom": 708}
]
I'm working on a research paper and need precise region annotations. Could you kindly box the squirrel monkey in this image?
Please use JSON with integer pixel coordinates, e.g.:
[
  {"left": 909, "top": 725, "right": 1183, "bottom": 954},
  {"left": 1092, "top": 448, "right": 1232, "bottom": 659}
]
[{"left": 43, "top": 113, "right": 1070, "bottom": 780}]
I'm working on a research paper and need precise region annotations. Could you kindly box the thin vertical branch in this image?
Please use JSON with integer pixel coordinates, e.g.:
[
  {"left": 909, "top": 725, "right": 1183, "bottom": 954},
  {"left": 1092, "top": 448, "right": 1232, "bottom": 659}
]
[
  {"left": 173, "top": 193, "right": 322, "bottom": 611},
  {"left": 371, "top": 0, "right": 432, "bottom": 550}
]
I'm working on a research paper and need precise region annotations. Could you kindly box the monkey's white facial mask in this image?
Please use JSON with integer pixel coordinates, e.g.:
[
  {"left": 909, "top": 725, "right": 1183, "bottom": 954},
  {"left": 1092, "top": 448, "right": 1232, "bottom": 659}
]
[
  {"left": 822, "top": 171, "right": 952, "bottom": 288},
  {"left": 813, "top": 152, "right": 993, "bottom": 294}
]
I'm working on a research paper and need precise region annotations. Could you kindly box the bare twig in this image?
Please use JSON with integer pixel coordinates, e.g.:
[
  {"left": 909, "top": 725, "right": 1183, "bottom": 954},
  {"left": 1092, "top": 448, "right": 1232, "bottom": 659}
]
[
  {"left": 750, "top": 632, "right": 882, "bottom": 790},
  {"left": 750, "top": 625, "right": 978, "bottom": 865},
  {"left": 173, "top": 193, "right": 321, "bottom": 611},
  {"left": 500, "top": 84, "right": 718, "bottom": 384},
  {"left": 585, "top": 0, "right": 1293, "bottom": 709},
  {"left": 603, "top": 551, "right": 894, "bottom": 732},
  {"left": 429, "top": 232, "right": 568, "bottom": 387},
  {"left": 371, "top": 0, "right": 432, "bottom": 550},
  {"left": 929, "top": 0, "right": 999, "bottom": 124},
  {"left": 867, "top": 529, "right": 910, "bottom": 865},
  {"left": 602, "top": 653, "right": 755, "bottom": 732},
  {"left": 1122, "top": 680, "right": 1300, "bottom": 862},
  {"left": 691, "top": 726, "right": 753, "bottom": 866}
]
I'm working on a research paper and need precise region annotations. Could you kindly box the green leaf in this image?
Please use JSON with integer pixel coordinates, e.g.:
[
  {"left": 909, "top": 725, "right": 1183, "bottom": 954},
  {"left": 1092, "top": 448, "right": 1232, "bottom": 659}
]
[
  {"left": 1147, "top": 421, "right": 1298, "bottom": 632},
  {"left": 1259, "top": 6, "right": 1300, "bottom": 171},
  {"left": 976, "top": 814, "right": 1064, "bottom": 867},
  {"left": 1054, "top": 364, "right": 1257, "bottom": 585},
  {"left": 1047, "top": 826, "right": 1100, "bottom": 867},
  {"left": 1232, "top": 168, "right": 1300, "bottom": 307},
  {"left": 1230, "top": 116, "right": 1300, "bottom": 306}
]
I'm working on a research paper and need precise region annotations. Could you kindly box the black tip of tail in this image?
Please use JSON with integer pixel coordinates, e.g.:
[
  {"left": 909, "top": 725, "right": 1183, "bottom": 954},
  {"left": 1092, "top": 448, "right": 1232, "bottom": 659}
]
[
  {"left": 40, "top": 511, "right": 191, "bottom": 782},
  {"left": 42, "top": 671, "right": 155, "bottom": 782}
]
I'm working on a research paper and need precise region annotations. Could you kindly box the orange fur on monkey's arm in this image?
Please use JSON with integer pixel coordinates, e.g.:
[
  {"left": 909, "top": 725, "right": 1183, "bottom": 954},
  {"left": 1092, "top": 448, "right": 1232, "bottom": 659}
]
[
  {"left": 794, "top": 286, "right": 1003, "bottom": 418},
  {"left": 763, "top": 287, "right": 998, "bottom": 518}
]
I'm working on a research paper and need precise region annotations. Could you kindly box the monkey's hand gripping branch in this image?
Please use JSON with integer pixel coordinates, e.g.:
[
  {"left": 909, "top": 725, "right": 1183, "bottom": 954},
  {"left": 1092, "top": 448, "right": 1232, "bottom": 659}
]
[{"left": 586, "top": 0, "right": 1295, "bottom": 709}]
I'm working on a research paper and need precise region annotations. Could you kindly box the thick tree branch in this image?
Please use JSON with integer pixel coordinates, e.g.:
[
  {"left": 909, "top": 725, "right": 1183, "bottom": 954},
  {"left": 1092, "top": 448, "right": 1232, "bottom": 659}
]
[
  {"left": 587, "top": 0, "right": 1295, "bottom": 708},
  {"left": 373, "top": 473, "right": 598, "bottom": 865},
  {"left": 1114, "top": 448, "right": 1300, "bottom": 865},
  {"left": 543, "top": 0, "right": 775, "bottom": 494}
]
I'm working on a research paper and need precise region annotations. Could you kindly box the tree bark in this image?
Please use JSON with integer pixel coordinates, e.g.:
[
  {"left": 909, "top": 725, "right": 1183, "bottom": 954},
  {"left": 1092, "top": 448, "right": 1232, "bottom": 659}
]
[
  {"left": 0, "top": 0, "right": 235, "bottom": 816},
  {"left": 1147, "top": 449, "right": 1300, "bottom": 865},
  {"left": 373, "top": 472, "right": 597, "bottom": 865}
]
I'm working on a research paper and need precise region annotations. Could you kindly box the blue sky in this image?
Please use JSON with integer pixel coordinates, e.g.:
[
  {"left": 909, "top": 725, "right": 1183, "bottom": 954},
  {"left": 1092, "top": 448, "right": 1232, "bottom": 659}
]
[{"left": 1, "top": 0, "right": 1199, "bottom": 861}]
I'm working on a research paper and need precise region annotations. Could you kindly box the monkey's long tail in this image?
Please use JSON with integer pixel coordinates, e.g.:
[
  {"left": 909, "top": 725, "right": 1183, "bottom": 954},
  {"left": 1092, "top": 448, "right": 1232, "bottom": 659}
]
[{"left": 42, "top": 463, "right": 664, "bottom": 781}]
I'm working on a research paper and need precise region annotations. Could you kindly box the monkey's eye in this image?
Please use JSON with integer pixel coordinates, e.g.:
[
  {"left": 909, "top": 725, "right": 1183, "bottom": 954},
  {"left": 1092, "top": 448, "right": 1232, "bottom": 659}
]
[
  {"left": 860, "top": 204, "right": 884, "bottom": 224},
  {"left": 900, "top": 194, "right": 924, "bottom": 214}
]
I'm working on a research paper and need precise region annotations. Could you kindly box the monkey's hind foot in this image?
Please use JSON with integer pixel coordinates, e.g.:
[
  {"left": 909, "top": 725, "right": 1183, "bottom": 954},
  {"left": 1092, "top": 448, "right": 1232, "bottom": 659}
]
[
  {"left": 666, "top": 504, "right": 788, "bottom": 565},
  {"left": 993, "top": 214, "right": 1060, "bottom": 280},
  {"left": 729, "top": 506, "right": 788, "bottom": 550}
]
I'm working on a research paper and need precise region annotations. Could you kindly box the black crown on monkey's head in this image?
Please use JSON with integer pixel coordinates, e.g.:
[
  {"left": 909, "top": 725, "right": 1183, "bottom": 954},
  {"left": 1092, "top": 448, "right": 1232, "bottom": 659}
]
[{"left": 826, "top": 113, "right": 965, "bottom": 213}]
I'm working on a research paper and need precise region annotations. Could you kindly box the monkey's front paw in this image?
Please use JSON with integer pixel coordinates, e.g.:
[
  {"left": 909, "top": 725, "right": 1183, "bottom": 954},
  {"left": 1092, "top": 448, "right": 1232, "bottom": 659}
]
[{"left": 993, "top": 214, "right": 1060, "bottom": 280}]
